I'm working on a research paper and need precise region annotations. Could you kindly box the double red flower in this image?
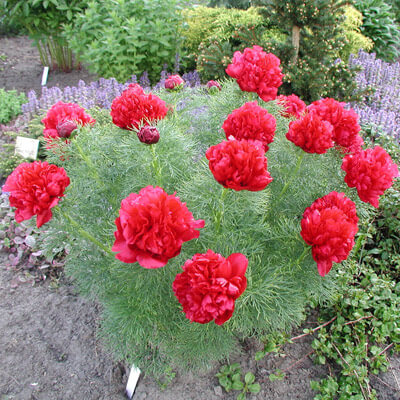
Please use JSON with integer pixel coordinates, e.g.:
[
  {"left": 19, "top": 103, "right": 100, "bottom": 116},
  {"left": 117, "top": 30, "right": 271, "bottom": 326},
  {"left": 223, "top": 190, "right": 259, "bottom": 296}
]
[
  {"left": 222, "top": 102, "right": 276, "bottom": 152},
  {"left": 112, "top": 186, "right": 205, "bottom": 269},
  {"left": 341, "top": 146, "right": 399, "bottom": 208},
  {"left": 173, "top": 249, "right": 248, "bottom": 325},
  {"left": 226, "top": 45, "right": 283, "bottom": 102},
  {"left": 41, "top": 101, "right": 95, "bottom": 140},
  {"left": 206, "top": 139, "right": 273, "bottom": 192},
  {"left": 3, "top": 161, "right": 70, "bottom": 228},
  {"left": 307, "top": 98, "right": 363, "bottom": 153},
  {"left": 286, "top": 112, "right": 334, "bottom": 154},
  {"left": 276, "top": 94, "right": 306, "bottom": 119},
  {"left": 110, "top": 83, "right": 168, "bottom": 130},
  {"left": 300, "top": 192, "right": 359, "bottom": 277}
]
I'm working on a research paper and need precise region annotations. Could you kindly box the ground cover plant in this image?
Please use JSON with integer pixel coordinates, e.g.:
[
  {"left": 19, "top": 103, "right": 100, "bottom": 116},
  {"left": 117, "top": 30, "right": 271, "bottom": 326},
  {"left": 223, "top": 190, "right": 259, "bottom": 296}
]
[
  {"left": 3, "top": 45, "right": 398, "bottom": 384},
  {"left": 0, "top": 88, "right": 26, "bottom": 124}
]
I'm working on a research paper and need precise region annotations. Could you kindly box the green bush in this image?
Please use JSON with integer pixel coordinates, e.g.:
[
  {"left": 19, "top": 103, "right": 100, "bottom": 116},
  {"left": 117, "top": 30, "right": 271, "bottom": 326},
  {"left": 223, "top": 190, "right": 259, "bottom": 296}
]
[
  {"left": 0, "top": 89, "right": 27, "bottom": 124},
  {"left": 64, "top": 0, "right": 184, "bottom": 83},
  {"left": 386, "top": 0, "right": 400, "bottom": 22},
  {"left": 181, "top": 6, "right": 267, "bottom": 75},
  {"left": 38, "top": 82, "right": 372, "bottom": 377},
  {"left": 3, "top": 0, "right": 89, "bottom": 70},
  {"left": 0, "top": 0, "right": 25, "bottom": 36},
  {"left": 257, "top": 1, "right": 361, "bottom": 102},
  {"left": 353, "top": 0, "right": 400, "bottom": 61}
]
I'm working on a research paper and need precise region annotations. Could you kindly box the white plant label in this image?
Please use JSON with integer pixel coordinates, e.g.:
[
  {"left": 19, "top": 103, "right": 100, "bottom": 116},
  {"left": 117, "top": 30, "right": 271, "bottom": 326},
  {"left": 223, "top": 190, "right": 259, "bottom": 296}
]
[
  {"left": 126, "top": 364, "right": 141, "bottom": 399},
  {"left": 14, "top": 136, "right": 39, "bottom": 160},
  {"left": 41, "top": 66, "right": 49, "bottom": 86}
]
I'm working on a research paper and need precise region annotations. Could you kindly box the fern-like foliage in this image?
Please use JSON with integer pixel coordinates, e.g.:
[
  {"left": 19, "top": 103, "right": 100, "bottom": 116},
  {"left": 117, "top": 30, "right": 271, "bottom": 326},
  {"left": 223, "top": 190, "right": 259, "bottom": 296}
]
[{"left": 41, "top": 81, "right": 369, "bottom": 377}]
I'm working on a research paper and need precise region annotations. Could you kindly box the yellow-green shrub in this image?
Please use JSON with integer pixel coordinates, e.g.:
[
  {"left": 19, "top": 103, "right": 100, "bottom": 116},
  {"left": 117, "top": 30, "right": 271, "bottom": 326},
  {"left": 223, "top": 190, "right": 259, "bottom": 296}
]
[
  {"left": 181, "top": 6, "right": 264, "bottom": 55},
  {"left": 339, "top": 6, "right": 373, "bottom": 61}
]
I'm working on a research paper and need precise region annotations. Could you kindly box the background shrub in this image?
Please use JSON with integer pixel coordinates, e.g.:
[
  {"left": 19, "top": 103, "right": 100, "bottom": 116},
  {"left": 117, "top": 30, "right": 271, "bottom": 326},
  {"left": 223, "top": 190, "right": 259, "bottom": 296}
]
[
  {"left": 64, "top": 0, "right": 184, "bottom": 83},
  {"left": 340, "top": 5, "right": 374, "bottom": 62},
  {"left": 3, "top": 0, "right": 89, "bottom": 70},
  {"left": 181, "top": 6, "right": 266, "bottom": 74},
  {"left": 0, "top": 0, "right": 25, "bottom": 37},
  {"left": 353, "top": 0, "right": 400, "bottom": 61}
]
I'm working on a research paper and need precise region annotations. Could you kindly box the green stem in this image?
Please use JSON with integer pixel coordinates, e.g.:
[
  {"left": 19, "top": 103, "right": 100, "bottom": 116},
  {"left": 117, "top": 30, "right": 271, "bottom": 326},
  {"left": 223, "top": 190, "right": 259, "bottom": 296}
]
[
  {"left": 75, "top": 141, "right": 104, "bottom": 188},
  {"left": 263, "top": 152, "right": 305, "bottom": 224},
  {"left": 215, "top": 187, "right": 229, "bottom": 234},
  {"left": 151, "top": 145, "right": 162, "bottom": 186},
  {"left": 59, "top": 209, "right": 114, "bottom": 256},
  {"left": 295, "top": 245, "right": 310, "bottom": 266}
]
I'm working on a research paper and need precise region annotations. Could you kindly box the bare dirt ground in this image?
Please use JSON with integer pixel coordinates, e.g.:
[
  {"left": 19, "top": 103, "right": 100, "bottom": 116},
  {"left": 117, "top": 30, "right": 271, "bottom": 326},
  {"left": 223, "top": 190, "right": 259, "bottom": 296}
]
[{"left": 0, "top": 35, "right": 399, "bottom": 400}]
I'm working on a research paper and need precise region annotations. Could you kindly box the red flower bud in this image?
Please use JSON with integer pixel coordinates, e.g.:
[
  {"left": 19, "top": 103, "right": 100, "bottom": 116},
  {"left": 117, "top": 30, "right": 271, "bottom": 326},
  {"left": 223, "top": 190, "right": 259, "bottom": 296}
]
[
  {"left": 165, "top": 75, "right": 184, "bottom": 90},
  {"left": 206, "top": 80, "right": 222, "bottom": 93},
  {"left": 56, "top": 120, "right": 78, "bottom": 138},
  {"left": 137, "top": 126, "right": 160, "bottom": 144}
]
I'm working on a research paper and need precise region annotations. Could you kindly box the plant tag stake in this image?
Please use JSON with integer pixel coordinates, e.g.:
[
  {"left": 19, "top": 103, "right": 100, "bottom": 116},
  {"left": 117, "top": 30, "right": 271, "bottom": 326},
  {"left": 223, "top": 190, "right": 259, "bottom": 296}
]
[
  {"left": 126, "top": 364, "right": 141, "bottom": 399},
  {"left": 41, "top": 66, "right": 49, "bottom": 86},
  {"left": 15, "top": 136, "right": 39, "bottom": 160}
]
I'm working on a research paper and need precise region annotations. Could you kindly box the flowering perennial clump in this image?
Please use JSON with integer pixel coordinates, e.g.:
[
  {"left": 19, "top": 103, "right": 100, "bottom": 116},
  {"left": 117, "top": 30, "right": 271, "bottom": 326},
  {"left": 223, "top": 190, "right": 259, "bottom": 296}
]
[
  {"left": 173, "top": 250, "right": 248, "bottom": 325},
  {"left": 226, "top": 45, "right": 283, "bottom": 102},
  {"left": 5, "top": 45, "right": 399, "bottom": 376},
  {"left": 341, "top": 146, "right": 399, "bottom": 208},
  {"left": 222, "top": 102, "right": 276, "bottom": 152},
  {"left": 110, "top": 83, "right": 168, "bottom": 130},
  {"left": 206, "top": 139, "right": 273, "bottom": 192},
  {"left": 300, "top": 192, "right": 359, "bottom": 277},
  {"left": 3, "top": 161, "right": 70, "bottom": 228},
  {"left": 112, "top": 186, "right": 205, "bottom": 269}
]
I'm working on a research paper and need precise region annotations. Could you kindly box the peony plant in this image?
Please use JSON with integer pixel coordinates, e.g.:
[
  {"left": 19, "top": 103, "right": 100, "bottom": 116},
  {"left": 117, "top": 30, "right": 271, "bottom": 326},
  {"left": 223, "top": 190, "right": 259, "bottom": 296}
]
[{"left": 4, "top": 46, "right": 398, "bottom": 377}]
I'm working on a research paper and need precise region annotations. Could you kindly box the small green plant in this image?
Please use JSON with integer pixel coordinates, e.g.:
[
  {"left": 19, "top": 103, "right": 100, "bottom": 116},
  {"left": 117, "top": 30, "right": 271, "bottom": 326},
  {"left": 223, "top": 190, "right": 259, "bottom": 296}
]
[
  {"left": 0, "top": 89, "right": 27, "bottom": 124},
  {"left": 215, "top": 363, "right": 261, "bottom": 399}
]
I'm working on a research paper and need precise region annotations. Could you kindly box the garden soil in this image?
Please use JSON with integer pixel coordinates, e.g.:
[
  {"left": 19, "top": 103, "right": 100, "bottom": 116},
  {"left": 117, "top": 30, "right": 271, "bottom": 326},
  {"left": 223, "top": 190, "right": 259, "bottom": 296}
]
[{"left": 1, "top": 36, "right": 399, "bottom": 400}]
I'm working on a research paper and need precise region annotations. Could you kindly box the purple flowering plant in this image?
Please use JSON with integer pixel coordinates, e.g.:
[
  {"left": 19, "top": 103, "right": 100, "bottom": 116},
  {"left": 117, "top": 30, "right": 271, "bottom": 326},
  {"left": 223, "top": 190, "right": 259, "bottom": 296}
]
[{"left": 349, "top": 50, "right": 400, "bottom": 142}]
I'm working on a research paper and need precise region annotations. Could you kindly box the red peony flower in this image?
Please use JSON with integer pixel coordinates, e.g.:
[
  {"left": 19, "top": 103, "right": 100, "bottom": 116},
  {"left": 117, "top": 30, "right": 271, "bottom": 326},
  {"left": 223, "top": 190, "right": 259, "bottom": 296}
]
[
  {"left": 222, "top": 102, "right": 276, "bottom": 152},
  {"left": 206, "top": 138, "right": 273, "bottom": 191},
  {"left": 112, "top": 186, "right": 205, "bottom": 269},
  {"left": 41, "top": 101, "right": 95, "bottom": 141},
  {"left": 286, "top": 112, "right": 334, "bottom": 154},
  {"left": 307, "top": 98, "right": 363, "bottom": 153},
  {"left": 137, "top": 126, "right": 160, "bottom": 144},
  {"left": 172, "top": 249, "right": 248, "bottom": 325},
  {"left": 165, "top": 74, "right": 184, "bottom": 90},
  {"left": 341, "top": 146, "right": 399, "bottom": 208},
  {"left": 276, "top": 94, "right": 306, "bottom": 119},
  {"left": 300, "top": 191, "right": 358, "bottom": 277},
  {"left": 3, "top": 161, "right": 70, "bottom": 228},
  {"left": 225, "top": 45, "right": 283, "bottom": 102},
  {"left": 110, "top": 84, "right": 168, "bottom": 130}
]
